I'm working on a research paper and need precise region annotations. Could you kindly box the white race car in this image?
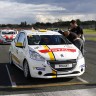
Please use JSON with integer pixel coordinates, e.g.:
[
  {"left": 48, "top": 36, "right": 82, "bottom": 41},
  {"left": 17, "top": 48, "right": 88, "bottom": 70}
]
[
  {"left": 0, "top": 29, "right": 17, "bottom": 44},
  {"left": 9, "top": 30, "right": 85, "bottom": 79}
]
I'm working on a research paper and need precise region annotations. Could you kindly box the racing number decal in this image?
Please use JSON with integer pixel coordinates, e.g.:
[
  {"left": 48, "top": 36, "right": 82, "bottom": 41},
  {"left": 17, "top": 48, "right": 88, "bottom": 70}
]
[{"left": 43, "top": 45, "right": 55, "bottom": 60}]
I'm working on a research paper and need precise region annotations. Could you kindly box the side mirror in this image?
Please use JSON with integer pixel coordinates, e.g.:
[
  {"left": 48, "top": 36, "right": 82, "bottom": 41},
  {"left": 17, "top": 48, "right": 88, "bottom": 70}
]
[{"left": 15, "top": 42, "right": 24, "bottom": 48}]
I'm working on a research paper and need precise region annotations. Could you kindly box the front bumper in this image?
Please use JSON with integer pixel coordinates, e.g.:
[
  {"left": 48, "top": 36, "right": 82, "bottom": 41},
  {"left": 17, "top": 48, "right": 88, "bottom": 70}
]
[
  {"left": 28, "top": 57, "right": 85, "bottom": 78},
  {"left": 0, "top": 40, "right": 13, "bottom": 44}
]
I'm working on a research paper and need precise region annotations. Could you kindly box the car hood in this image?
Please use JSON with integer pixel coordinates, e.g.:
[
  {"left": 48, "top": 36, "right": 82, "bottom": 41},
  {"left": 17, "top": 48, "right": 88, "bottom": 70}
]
[{"left": 28, "top": 44, "right": 79, "bottom": 61}]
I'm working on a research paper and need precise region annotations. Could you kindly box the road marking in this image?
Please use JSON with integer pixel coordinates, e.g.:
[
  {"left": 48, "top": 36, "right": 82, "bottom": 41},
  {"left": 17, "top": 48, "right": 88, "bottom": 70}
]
[
  {"left": 77, "top": 77, "right": 89, "bottom": 83},
  {"left": 13, "top": 82, "right": 86, "bottom": 89},
  {"left": 0, "top": 82, "right": 95, "bottom": 89},
  {"left": 5, "top": 65, "right": 88, "bottom": 89},
  {"left": 6, "top": 64, "right": 17, "bottom": 88},
  {"left": 6, "top": 82, "right": 84, "bottom": 89},
  {"left": 0, "top": 77, "right": 89, "bottom": 89},
  {"left": 14, "top": 88, "right": 96, "bottom": 96}
]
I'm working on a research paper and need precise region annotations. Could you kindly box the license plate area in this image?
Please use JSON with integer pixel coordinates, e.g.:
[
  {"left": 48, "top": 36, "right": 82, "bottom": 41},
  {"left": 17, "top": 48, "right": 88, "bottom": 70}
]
[
  {"left": 6, "top": 39, "right": 12, "bottom": 42},
  {"left": 55, "top": 64, "right": 72, "bottom": 68}
]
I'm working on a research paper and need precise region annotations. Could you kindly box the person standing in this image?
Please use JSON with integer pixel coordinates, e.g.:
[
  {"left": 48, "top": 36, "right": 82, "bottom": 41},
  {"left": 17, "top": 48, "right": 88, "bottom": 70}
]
[
  {"left": 69, "top": 20, "right": 85, "bottom": 42},
  {"left": 69, "top": 20, "right": 85, "bottom": 54}
]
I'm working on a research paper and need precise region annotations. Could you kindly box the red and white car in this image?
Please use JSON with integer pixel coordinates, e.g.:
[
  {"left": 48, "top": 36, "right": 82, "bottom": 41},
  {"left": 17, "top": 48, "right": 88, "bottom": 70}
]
[{"left": 0, "top": 29, "right": 17, "bottom": 44}]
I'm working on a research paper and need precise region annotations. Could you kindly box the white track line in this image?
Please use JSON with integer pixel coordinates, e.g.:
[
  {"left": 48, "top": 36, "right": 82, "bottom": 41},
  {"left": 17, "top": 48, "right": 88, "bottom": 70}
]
[
  {"left": 77, "top": 77, "right": 89, "bottom": 83},
  {"left": 6, "top": 64, "right": 17, "bottom": 87}
]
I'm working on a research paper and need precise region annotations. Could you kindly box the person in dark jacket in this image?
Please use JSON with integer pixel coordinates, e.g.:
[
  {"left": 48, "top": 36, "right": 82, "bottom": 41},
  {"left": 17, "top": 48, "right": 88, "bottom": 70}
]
[
  {"left": 63, "top": 31, "right": 84, "bottom": 55},
  {"left": 69, "top": 20, "right": 85, "bottom": 42}
]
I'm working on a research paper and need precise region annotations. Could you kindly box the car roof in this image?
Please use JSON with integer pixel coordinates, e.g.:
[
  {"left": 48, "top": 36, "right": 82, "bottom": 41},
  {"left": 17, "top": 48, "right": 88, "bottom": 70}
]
[
  {"left": 20, "top": 30, "right": 61, "bottom": 36},
  {"left": 1, "top": 29, "right": 16, "bottom": 32}
]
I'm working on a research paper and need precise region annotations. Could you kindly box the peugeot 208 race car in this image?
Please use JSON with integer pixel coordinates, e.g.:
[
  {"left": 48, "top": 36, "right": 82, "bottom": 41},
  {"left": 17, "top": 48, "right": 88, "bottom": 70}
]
[
  {"left": 0, "top": 29, "right": 17, "bottom": 44},
  {"left": 9, "top": 30, "right": 85, "bottom": 79}
]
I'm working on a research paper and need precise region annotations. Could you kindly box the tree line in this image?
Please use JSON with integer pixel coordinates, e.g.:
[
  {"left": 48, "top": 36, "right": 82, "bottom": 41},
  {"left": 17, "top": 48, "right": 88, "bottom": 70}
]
[{"left": 0, "top": 19, "right": 96, "bottom": 30}]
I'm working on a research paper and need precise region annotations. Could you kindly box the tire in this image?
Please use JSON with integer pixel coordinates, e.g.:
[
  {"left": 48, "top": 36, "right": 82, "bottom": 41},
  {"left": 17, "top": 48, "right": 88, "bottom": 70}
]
[
  {"left": 9, "top": 53, "right": 14, "bottom": 65},
  {"left": 23, "top": 60, "right": 31, "bottom": 79}
]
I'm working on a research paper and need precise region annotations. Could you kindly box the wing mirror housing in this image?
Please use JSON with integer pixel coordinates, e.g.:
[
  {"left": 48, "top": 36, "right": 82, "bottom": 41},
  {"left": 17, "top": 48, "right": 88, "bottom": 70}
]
[{"left": 15, "top": 42, "right": 24, "bottom": 48}]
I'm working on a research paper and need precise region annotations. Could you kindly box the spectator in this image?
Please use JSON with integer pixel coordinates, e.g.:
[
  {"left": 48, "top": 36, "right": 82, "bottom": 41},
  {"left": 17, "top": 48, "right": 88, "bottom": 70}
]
[
  {"left": 69, "top": 20, "right": 85, "bottom": 42},
  {"left": 63, "top": 31, "right": 84, "bottom": 55}
]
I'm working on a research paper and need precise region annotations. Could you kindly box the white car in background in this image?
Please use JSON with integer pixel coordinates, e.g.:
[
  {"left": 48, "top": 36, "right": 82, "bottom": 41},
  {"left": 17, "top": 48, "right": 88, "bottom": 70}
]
[
  {"left": 0, "top": 29, "right": 17, "bottom": 44},
  {"left": 9, "top": 30, "right": 85, "bottom": 79}
]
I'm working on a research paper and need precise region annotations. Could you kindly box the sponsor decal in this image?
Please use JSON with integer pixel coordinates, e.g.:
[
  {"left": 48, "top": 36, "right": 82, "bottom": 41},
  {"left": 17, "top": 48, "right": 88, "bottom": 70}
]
[
  {"left": 34, "top": 46, "right": 39, "bottom": 49},
  {"left": 12, "top": 54, "right": 20, "bottom": 64},
  {"left": 39, "top": 48, "right": 76, "bottom": 53},
  {"left": 36, "top": 67, "right": 45, "bottom": 71},
  {"left": 80, "top": 64, "right": 85, "bottom": 68},
  {"left": 60, "top": 54, "right": 64, "bottom": 57}
]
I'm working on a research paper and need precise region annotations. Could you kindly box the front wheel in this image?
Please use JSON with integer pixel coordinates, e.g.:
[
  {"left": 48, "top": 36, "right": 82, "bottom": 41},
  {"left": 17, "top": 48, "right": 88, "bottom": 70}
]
[{"left": 23, "top": 60, "right": 31, "bottom": 79}]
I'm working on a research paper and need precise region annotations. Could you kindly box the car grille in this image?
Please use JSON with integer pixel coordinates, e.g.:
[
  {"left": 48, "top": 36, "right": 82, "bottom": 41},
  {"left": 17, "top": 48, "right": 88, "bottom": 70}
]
[
  {"left": 6, "top": 38, "right": 12, "bottom": 42},
  {"left": 48, "top": 59, "right": 77, "bottom": 72}
]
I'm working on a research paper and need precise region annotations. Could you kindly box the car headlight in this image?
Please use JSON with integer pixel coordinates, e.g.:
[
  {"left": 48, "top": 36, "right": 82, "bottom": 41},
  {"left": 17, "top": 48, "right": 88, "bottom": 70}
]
[
  {"left": 77, "top": 51, "right": 83, "bottom": 60},
  {"left": 29, "top": 50, "right": 45, "bottom": 61}
]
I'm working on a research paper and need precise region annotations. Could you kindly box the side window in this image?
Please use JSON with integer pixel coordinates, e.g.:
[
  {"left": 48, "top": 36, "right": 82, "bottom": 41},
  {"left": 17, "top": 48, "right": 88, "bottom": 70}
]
[
  {"left": 17, "top": 33, "right": 26, "bottom": 48},
  {"left": 23, "top": 38, "right": 26, "bottom": 47},
  {"left": 17, "top": 33, "right": 25, "bottom": 44},
  {"left": 14, "top": 33, "right": 20, "bottom": 43}
]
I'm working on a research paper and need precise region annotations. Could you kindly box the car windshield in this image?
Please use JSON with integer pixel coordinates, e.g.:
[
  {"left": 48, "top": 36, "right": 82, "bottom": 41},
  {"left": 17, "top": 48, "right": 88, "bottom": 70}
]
[
  {"left": 1, "top": 31, "right": 16, "bottom": 35},
  {"left": 27, "top": 35, "right": 71, "bottom": 45}
]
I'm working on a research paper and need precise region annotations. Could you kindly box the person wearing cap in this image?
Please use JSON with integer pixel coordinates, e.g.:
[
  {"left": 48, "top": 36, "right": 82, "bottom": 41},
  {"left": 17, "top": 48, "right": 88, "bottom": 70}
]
[
  {"left": 69, "top": 20, "right": 85, "bottom": 42},
  {"left": 63, "top": 31, "right": 84, "bottom": 55}
]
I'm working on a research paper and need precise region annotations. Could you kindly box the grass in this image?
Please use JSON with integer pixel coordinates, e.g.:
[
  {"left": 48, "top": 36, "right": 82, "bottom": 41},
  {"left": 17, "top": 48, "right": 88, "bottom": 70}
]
[
  {"left": 83, "top": 29, "right": 96, "bottom": 41},
  {"left": 83, "top": 29, "right": 96, "bottom": 35},
  {"left": 49, "top": 28, "right": 96, "bottom": 35},
  {"left": 85, "top": 37, "right": 96, "bottom": 41},
  {"left": 49, "top": 28, "right": 96, "bottom": 41}
]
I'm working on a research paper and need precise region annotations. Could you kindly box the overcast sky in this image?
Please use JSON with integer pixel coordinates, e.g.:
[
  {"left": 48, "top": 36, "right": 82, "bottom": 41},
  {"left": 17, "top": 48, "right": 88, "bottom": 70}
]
[{"left": 0, "top": 0, "right": 96, "bottom": 24}]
